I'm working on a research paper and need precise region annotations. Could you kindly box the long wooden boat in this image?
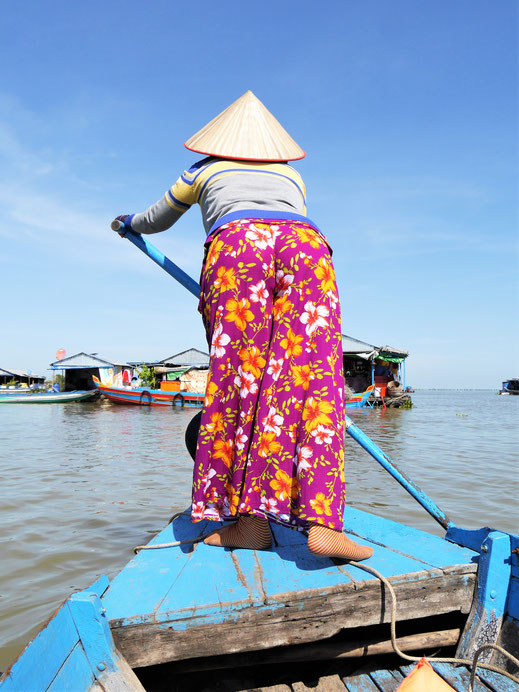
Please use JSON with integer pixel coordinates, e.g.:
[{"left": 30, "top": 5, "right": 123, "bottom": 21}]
[
  {"left": 93, "top": 376, "right": 204, "bottom": 408},
  {"left": 1, "top": 414, "right": 517, "bottom": 691},
  {"left": 0, "top": 390, "right": 98, "bottom": 404}
]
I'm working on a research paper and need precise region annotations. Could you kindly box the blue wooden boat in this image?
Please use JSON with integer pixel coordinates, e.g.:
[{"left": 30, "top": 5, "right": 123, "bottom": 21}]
[
  {"left": 0, "top": 390, "right": 98, "bottom": 404},
  {"left": 1, "top": 413, "right": 517, "bottom": 691},
  {"left": 345, "top": 384, "right": 375, "bottom": 409}
]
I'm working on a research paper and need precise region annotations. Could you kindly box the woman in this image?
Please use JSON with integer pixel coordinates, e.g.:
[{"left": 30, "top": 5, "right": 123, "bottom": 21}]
[{"left": 114, "top": 91, "right": 372, "bottom": 561}]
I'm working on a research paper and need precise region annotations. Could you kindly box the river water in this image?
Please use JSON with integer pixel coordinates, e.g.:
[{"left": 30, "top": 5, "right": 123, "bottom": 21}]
[{"left": 0, "top": 390, "right": 517, "bottom": 670}]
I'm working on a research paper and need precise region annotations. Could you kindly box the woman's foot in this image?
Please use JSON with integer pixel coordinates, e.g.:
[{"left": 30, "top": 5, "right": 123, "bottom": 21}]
[
  {"left": 308, "top": 524, "right": 373, "bottom": 561},
  {"left": 203, "top": 514, "right": 272, "bottom": 550}
]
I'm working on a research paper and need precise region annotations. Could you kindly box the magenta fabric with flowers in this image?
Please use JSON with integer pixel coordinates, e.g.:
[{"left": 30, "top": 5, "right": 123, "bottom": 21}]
[{"left": 191, "top": 219, "right": 346, "bottom": 531}]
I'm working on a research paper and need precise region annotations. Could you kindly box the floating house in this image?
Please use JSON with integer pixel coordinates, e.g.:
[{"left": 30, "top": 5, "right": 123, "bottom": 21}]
[
  {"left": 0, "top": 367, "right": 45, "bottom": 388},
  {"left": 130, "top": 348, "right": 211, "bottom": 393},
  {"left": 49, "top": 352, "right": 130, "bottom": 391},
  {"left": 342, "top": 334, "right": 409, "bottom": 396}
]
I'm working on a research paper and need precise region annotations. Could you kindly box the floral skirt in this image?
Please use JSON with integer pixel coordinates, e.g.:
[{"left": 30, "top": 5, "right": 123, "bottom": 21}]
[{"left": 191, "top": 219, "right": 346, "bottom": 530}]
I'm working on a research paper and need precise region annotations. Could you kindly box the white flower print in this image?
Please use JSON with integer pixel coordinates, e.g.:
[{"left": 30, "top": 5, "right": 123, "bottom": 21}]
[
  {"left": 210, "top": 323, "right": 231, "bottom": 358},
  {"left": 310, "top": 425, "right": 335, "bottom": 445},
  {"left": 267, "top": 357, "right": 284, "bottom": 381},
  {"left": 249, "top": 279, "right": 269, "bottom": 306},
  {"left": 234, "top": 366, "right": 258, "bottom": 398},
  {"left": 300, "top": 301, "right": 330, "bottom": 336},
  {"left": 262, "top": 406, "right": 284, "bottom": 436},
  {"left": 275, "top": 269, "right": 294, "bottom": 297},
  {"left": 260, "top": 497, "right": 279, "bottom": 513},
  {"left": 295, "top": 444, "right": 313, "bottom": 472},
  {"left": 235, "top": 427, "right": 248, "bottom": 452}
]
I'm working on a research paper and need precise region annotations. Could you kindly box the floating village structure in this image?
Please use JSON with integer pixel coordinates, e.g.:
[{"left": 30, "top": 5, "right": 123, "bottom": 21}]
[
  {"left": 48, "top": 352, "right": 129, "bottom": 391},
  {"left": 342, "top": 334, "right": 409, "bottom": 398},
  {"left": 0, "top": 367, "right": 45, "bottom": 389}
]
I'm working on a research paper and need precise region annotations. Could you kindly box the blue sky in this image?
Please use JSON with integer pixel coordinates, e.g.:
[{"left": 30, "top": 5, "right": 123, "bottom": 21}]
[{"left": 1, "top": 1, "right": 517, "bottom": 388}]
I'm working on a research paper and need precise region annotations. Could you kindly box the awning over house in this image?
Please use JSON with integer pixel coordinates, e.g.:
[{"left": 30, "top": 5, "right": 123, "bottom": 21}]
[{"left": 342, "top": 334, "right": 408, "bottom": 362}]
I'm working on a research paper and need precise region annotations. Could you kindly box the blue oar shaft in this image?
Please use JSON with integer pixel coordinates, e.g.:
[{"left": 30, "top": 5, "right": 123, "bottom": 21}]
[
  {"left": 112, "top": 221, "right": 200, "bottom": 299},
  {"left": 345, "top": 415, "right": 453, "bottom": 530}
]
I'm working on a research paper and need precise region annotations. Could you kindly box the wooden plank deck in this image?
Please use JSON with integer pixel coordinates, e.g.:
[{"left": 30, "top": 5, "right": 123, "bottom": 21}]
[{"left": 102, "top": 508, "right": 479, "bottom": 670}]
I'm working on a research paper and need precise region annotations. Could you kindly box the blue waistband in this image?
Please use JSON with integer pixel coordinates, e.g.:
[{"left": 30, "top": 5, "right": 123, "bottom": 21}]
[{"left": 209, "top": 209, "right": 321, "bottom": 235}]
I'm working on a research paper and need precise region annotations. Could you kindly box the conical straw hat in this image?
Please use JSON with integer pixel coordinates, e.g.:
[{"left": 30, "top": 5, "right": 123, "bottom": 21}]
[{"left": 184, "top": 91, "right": 305, "bottom": 162}]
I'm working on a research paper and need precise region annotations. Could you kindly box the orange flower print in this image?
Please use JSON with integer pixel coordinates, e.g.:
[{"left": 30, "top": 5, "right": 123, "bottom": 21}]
[
  {"left": 204, "top": 379, "right": 219, "bottom": 406},
  {"left": 226, "top": 487, "right": 240, "bottom": 514},
  {"left": 296, "top": 226, "right": 321, "bottom": 248},
  {"left": 206, "top": 411, "right": 225, "bottom": 433},
  {"left": 280, "top": 328, "right": 304, "bottom": 358},
  {"left": 309, "top": 492, "right": 333, "bottom": 516},
  {"left": 258, "top": 432, "right": 282, "bottom": 458},
  {"left": 269, "top": 468, "right": 299, "bottom": 501},
  {"left": 239, "top": 346, "right": 266, "bottom": 378},
  {"left": 224, "top": 298, "right": 254, "bottom": 331},
  {"left": 314, "top": 258, "right": 336, "bottom": 293},
  {"left": 214, "top": 266, "right": 237, "bottom": 291},
  {"left": 291, "top": 364, "right": 315, "bottom": 390},
  {"left": 213, "top": 438, "right": 234, "bottom": 467},
  {"left": 302, "top": 397, "right": 333, "bottom": 432},
  {"left": 206, "top": 239, "right": 224, "bottom": 267},
  {"left": 273, "top": 294, "right": 293, "bottom": 320}
]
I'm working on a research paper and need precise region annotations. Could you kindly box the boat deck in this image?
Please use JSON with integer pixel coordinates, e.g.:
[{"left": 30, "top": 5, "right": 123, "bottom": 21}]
[
  {"left": 102, "top": 507, "right": 479, "bottom": 670},
  {"left": 242, "top": 661, "right": 515, "bottom": 692}
]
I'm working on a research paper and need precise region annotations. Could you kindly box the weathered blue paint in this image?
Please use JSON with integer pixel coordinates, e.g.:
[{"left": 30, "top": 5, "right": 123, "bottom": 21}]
[
  {"left": 343, "top": 672, "right": 380, "bottom": 691},
  {"left": 343, "top": 507, "right": 477, "bottom": 569},
  {"left": 118, "top": 225, "right": 201, "bottom": 298},
  {"left": 0, "top": 600, "right": 79, "bottom": 691},
  {"left": 47, "top": 643, "right": 94, "bottom": 692},
  {"left": 369, "top": 667, "right": 404, "bottom": 688},
  {"left": 456, "top": 531, "right": 512, "bottom": 662},
  {"left": 345, "top": 415, "right": 454, "bottom": 530},
  {"left": 446, "top": 525, "right": 494, "bottom": 552},
  {"left": 102, "top": 510, "right": 475, "bottom": 632}
]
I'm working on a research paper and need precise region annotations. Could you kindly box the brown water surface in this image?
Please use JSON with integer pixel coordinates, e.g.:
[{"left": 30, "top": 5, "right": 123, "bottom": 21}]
[{"left": 0, "top": 390, "right": 517, "bottom": 670}]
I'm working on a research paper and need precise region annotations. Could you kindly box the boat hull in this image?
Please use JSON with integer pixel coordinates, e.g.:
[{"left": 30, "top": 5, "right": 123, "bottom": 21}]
[
  {"left": 95, "top": 383, "right": 204, "bottom": 407},
  {"left": 0, "top": 390, "right": 98, "bottom": 404}
]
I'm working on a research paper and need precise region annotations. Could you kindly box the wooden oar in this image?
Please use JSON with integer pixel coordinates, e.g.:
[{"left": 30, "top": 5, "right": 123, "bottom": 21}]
[
  {"left": 112, "top": 219, "right": 454, "bottom": 531},
  {"left": 111, "top": 220, "right": 201, "bottom": 298}
]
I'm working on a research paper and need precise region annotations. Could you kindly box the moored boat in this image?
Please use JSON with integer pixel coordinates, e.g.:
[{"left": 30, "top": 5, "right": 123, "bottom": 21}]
[
  {"left": 0, "top": 390, "right": 98, "bottom": 404},
  {"left": 345, "top": 383, "right": 375, "bottom": 408},
  {"left": 500, "top": 378, "right": 519, "bottom": 395},
  {"left": 93, "top": 376, "right": 204, "bottom": 407}
]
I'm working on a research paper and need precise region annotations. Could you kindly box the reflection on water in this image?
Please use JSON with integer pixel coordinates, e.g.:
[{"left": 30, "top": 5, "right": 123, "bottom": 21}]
[{"left": 0, "top": 391, "right": 517, "bottom": 669}]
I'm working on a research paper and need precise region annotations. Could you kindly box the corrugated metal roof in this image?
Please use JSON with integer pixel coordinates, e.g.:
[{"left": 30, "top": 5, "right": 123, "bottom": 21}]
[
  {"left": 341, "top": 334, "right": 376, "bottom": 354},
  {"left": 160, "top": 348, "right": 210, "bottom": 367},
  {"left": 378, "top": 345, "right": 409, "bottom": 357},
  {"left": 0, "top": 367, "right": 44, "bottom": 378},
  {"left": 49, "top": 352, "right": 125, "bottom": 368}
]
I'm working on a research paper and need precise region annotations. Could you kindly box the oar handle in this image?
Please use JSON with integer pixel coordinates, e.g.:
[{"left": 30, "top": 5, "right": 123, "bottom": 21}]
[
  {"left": 345, "top": 415, "right": 454, "bottom": 530},
  {"left": 111, "top": 221, "right": 201, "bottom": 299}
]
